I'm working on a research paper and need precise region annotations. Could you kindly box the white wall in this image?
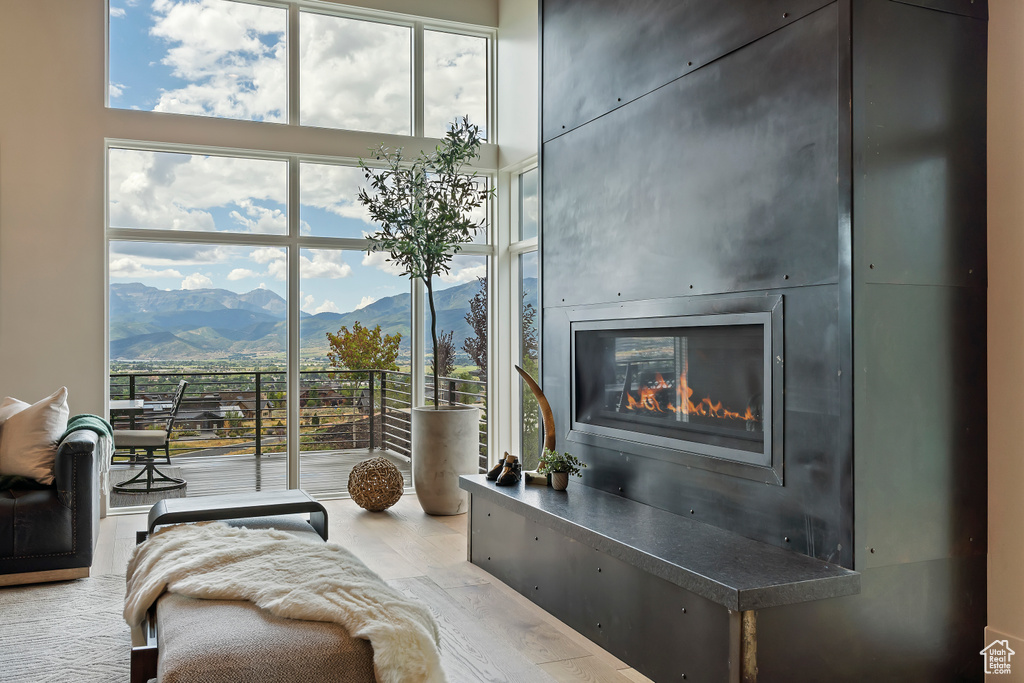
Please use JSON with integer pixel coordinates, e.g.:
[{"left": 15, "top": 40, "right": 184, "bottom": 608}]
[
  {"left": 987, "top": 0, "right": 1024, "bottom": 660},
  {"left": 0, "top": 0, "right": 500, "bottom": 416},
  {"left": 0, "top": 0, "right": 108, "bottom": 414},
  {"left": 496, "top": 0, "right": 539, "bottom": 169}
]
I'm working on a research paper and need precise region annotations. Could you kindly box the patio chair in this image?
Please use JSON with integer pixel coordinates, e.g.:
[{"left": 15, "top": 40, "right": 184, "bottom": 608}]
[{"left": 112, "top": 380, "right": 188, "bottom": 493}]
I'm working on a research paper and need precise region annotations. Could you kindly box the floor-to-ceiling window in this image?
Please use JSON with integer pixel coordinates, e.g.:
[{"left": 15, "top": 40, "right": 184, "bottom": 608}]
[{"left": 105, "top": 0, "right": 494, "bottom": 506}]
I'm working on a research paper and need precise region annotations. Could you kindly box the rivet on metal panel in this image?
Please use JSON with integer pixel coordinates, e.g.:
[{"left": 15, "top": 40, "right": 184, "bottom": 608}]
[
  {"left": 687, "top": 61, "right": 693, "bottom": 66},
  {"left": 783, "top": 12, "right": 790, "bottom": 18},
  {"left": 617, "top": 98, "right": 622, "bottom": 102},
  {"left": 598, "top": 567, "right": 602, "bottom": 573},
  {"left": 487, "top": 556, "right": 491, "bottom": 560},
  {"left": 597, "top": 623, "right": 602, "bottom": 628},
  {"left": 783, "top": 274, "right": 789, "bottom": 280},
  {"left": 681, "top": 607, "right": 687, "bottom": 614},
  {"left": 869, "top": 263, "right": 875, "bottom": 269},
  {"left": 870, "top": 548, "right": 875, "bottom": 553},
  {"left": 784, "top": 536, "right": 790, "bottom": 542},
  {"left": 534, "top": 585, "right": 539, "bottom": 590},
  {"left": 690, "top": 509, "right": 695, "bottom": 514},
  {"left": 535, "top": 536, "right": 539, "bottom": 541}
]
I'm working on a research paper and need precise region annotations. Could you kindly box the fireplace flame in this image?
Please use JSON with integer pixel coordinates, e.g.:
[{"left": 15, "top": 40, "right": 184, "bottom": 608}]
[{"left": 623, "top": 364, "right": 759, "bottom": 423}]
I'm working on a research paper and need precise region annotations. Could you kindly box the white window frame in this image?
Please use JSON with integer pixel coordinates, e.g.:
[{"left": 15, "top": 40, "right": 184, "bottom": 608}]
[
  {"left": 104, "top": 0, "right": 498, "bottom": 501},
  {"left": 107, "top": 0, "right": 497, "bottom": 140},
  {"left": 493, "top": 157, "right": 539, "bottom": 467}
]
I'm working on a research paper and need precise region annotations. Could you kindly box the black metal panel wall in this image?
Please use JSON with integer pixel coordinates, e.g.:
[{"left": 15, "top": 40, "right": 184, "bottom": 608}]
[
  {"left": 851, "top": 0, "right": 988, "bottom": 571},
  {"left": 855, "top": 0, "right": 987, "bottom": 289},
  {"left": 756, "top": 556, "right": 986, "bottom": 681},
  {"left": 542, "top": 4, "right": 840, "bottom": 309},
  {"left": 541, "top": 0, "right": 836, "bottom": 140},
  {"left": 533, "top": 0, "right": 987, "bottom": 675},
  {"left": 541, "top": 2, "right": 852, "bottom": 565}
]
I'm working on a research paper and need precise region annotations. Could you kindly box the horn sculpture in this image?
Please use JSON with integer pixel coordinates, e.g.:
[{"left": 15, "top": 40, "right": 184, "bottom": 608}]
[{"left": 515, "top": 365, "right": 556, "bottom": 453}]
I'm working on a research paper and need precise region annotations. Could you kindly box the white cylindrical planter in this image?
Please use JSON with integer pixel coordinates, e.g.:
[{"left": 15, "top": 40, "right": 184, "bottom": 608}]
[{"left": 412, "top": 405, "right": 480, "bottom": 515}]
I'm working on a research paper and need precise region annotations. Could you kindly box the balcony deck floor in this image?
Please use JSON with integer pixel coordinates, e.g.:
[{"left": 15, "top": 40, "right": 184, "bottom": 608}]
[{"left": 109, "top": 448, "right": 412, "bottom": 508}]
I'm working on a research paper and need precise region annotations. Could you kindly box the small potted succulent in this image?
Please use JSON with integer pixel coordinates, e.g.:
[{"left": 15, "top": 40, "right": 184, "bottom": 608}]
[{"left": 538, "top": 449, "right": 587, "bottom": 491}]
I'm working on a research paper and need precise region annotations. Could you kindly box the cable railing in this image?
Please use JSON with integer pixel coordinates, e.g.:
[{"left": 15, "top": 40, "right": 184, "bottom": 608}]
[{"left": 109, "top": 369, "right": 488, "bottom": 471}]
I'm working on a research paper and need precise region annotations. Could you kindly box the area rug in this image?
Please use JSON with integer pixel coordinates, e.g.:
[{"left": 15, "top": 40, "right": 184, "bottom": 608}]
[
  {"left": 0, "top": 574, "right": 130, "bottom": 682},
  {"left": 110, "top": 466, "right": 187, "bottom": 508}
]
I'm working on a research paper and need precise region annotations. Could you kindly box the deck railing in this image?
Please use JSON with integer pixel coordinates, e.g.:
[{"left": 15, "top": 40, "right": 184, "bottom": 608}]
[{"left": 109, "top": 369, "right": 488, "bottom": 471}]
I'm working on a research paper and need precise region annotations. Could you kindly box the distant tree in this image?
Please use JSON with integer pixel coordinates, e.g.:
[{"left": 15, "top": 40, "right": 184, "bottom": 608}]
[
  {"left": 431, "top": 330, "right": 456, "bottom": 381},
  {"left": 462, "top": 277, "right": 487, "bottom": 375},
  {"left": 326, "top": 322, "right": 401, "bottom": 381},
  {"left": 522, "top": 300, "right": 538, "bottom": 362},
  {"left": 520, "top": 300, "right": 541, "bottom": 469},
  {"left": 305, "top": 388, "right": 321, "bottom": 408}
]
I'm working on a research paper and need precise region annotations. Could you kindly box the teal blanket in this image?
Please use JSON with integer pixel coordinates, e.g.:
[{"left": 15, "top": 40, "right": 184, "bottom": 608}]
[{"left": 60, "top": 414, "right": 114, "bottom": 444}]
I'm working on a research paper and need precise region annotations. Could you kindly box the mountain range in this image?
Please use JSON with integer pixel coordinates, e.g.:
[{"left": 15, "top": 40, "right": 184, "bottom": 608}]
[{"left": 109, "top": 278, "right": 537, "bottom": 362}]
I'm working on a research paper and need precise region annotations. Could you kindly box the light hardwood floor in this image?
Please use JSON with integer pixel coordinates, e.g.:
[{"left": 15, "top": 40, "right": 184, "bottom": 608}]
[{"left": 95, "top": 495, "right": 654, "bottom": 683}]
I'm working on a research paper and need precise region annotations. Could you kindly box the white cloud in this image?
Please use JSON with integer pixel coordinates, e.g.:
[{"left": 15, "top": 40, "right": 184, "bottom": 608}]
[
  {"left": 299, "top": 14, "right": 411, "bottom": 135},
  {"left": 107, "top": 148, "right": 286, "bottom": 233},
  {"left": 181, "top": 272, "right": 214, "bottom": 290},
  {"left": 439, "top": 260, "right": 486, "bottom": 285},
  {"left": 109, "top": 82, "right": 127, "bottom": 98},
  {"left": 267, "top": 259, "right": 287, "bottom": 281},
  {"left": 149, "top": 0, "right": 287, "bottom": 122},
  {"left": 301, "top": 294, "right": 316, "bottom": 313},
  {"left": 258, "top": 282, "right": 267, "bottom": 289},
  {"left": 250, "top": 247, "right": 285, "bottom": 264},
  {"left": 314, "top": 300, "right": 340, "bottom": 314},
  {"left": 362, "top": 250, "right": 405, "bottom": 276},
  {"left": 423, "top": 32, "right": 487, "bottom": 138},
  {"left": 109, "top": 257, "right": 183, "bottom": 279},
  {"left": 299, "top": 163, "right": 375, "bottom": 226},
  {"left": 110, "top": 6, "right": 126, "bottom": 18},
  {"left": 229, "top": 202, "right": 286, "bottom": 234},
  {"left": 227, "top": 268, "right": 257, "bottom": 280},
  {"left": 355, "top": 295, "right": 376, "bottom": 310},
  {"left": 301, "top": 250, "right": 351, "bottom": 280}
]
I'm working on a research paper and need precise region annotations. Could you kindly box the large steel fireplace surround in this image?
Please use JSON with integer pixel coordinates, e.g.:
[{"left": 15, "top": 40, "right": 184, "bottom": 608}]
[{"left": 567, "top": 294, "right": 784, "bottom": 484}]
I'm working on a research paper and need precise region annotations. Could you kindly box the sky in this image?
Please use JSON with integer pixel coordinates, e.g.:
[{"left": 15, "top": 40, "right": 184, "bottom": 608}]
[
  {"left": 107, "top": 0, "right": 487, "bottom": 136},
  {"left": 105, "top": 0, "right": 489, "bottom": 317},
  {"left": 107, "top": 147, "right": 487, "bottom": 315}
]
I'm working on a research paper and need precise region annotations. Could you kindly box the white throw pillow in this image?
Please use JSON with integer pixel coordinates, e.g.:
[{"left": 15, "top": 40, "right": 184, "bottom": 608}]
[
  {"left": 0, "top": 396, "right": 29, "bottom": 425},
  {"left": 0, "top": 387, "right": 70, "bottom": 485},
  {"left": 0, "top": 396, "right": 30, "bottom": 474}
]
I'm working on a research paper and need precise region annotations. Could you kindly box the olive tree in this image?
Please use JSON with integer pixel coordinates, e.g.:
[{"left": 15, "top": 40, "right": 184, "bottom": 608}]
[{"left": 357, "top": 117, "right": 492, "bottom": 408}]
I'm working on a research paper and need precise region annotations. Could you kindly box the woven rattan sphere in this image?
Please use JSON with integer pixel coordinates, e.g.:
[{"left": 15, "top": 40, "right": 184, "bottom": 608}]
[{"left": 348, "top": 456, "right": 404, "bottom": 511}]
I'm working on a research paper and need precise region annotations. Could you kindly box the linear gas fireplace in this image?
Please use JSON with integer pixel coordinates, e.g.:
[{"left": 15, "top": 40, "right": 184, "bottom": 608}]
[{"left": 568, "top": 296, "right": 783, "bottom": 484}]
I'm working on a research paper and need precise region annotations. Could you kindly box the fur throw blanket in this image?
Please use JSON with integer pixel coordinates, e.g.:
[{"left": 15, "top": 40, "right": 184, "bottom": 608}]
[{"left": 124, "top": 522, "right": 446, "bottom": 683}]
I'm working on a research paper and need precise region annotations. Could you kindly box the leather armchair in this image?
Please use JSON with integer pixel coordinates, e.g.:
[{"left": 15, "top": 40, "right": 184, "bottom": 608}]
[{"left": 0, "top": 429, "right": 100, "bottom": 585}]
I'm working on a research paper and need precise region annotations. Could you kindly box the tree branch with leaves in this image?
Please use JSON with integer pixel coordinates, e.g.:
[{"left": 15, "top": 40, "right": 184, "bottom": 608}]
[{"left": 357, "top": 117, "right": 493, "bottom": 408}]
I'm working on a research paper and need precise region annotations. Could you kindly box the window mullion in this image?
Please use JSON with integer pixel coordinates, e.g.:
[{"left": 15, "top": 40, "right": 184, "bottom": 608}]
[
  {"left": 413, "top": 21, "right": 425, "bottom": 138},
  {"left": 287, "top": 155, "right": 301, "bottom": 489},
  {"left": 289, "top": 3, "right": 300, "bottom": 125}
]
